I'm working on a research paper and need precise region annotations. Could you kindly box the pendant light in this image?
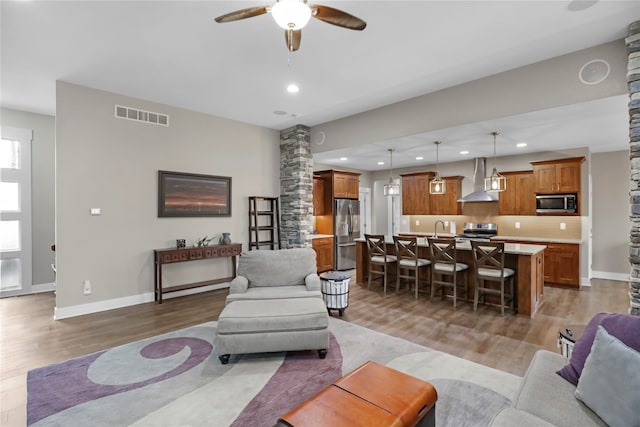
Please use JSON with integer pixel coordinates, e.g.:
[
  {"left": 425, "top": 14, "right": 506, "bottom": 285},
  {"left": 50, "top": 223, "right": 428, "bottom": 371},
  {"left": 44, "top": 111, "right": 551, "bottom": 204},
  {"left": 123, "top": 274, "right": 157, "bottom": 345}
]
[
  {"left": 484, "top": 131, "right": 507, "bottom": 192},
  {"left": 429, "top": 141, "right": 446, "bottom": 195},
  {"left": 383, "top": 148, "right": 400, "bottom": 197}
]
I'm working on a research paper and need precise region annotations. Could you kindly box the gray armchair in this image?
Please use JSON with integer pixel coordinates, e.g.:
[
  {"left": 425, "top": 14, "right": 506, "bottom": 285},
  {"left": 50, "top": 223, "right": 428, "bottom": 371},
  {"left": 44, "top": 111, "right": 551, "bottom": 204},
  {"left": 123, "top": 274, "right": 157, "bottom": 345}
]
[{"left": 226, "top": 248, "right": 322, "bottom": 304}]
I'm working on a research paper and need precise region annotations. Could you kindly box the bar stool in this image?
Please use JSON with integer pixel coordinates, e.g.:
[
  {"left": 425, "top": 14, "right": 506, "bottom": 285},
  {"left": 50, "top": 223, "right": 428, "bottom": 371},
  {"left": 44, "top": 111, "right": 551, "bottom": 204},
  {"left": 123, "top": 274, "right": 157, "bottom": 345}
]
[
  {"left": 471, "top": 241, "right": 515, "bottom": 316},
  {"left": 393, "top": 235, "right": 431, "bottom": 300},
  {"left": 428, "top": 238, "right": 468, "bottom": 308},
  {"left": 365, "top": 234, "right": 397, "bottom": 296}
]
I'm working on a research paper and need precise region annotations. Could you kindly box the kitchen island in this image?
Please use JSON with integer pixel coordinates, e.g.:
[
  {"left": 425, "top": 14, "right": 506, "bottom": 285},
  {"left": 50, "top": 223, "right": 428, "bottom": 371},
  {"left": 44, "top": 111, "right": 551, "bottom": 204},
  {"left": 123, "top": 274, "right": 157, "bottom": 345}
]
[{"left": 355, "top": 238, "right": 546, "bottom": 317}]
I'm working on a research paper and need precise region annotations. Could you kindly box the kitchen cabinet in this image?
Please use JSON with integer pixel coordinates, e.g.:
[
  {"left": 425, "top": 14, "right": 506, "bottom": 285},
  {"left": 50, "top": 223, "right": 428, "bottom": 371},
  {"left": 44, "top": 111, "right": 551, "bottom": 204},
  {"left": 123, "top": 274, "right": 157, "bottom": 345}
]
[
  {"left": 499, "top": 171, "right": 535, "bottom": 215},
  {"left": 400, "top": 173, "right": 462, "bottom": 215},
  {"left": 531, "top": 157, "right": 584, "bottom": 194},
  {"left": 543, "top": 242, "right": 580, "bottom": 287},
  {"left": 333, "top": 172, "right": 360, "bottom": 199},
  {"left": 313, "top": 176, "right": 325, "bottom": 215},
  {"left": 429, "top": 176, "right": 463, "bottom": 215},
  {"left": 400, "top": 172, "right": 433, "bottom": 215},
  {"left": 315, "top": 170, "right": 360, "bottom": 199},
  {"left": 312, "top": 236, "right": 334, "bottom": 273},
  {"left": 495, "top": 239, "right": 580, "bottom": 288}
]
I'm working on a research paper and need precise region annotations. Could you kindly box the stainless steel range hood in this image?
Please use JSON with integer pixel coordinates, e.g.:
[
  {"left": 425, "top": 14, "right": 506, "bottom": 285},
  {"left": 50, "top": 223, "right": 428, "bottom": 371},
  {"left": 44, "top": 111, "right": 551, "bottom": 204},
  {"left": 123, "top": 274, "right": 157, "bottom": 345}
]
[{"left": 457, "top": 158, "right": 498, "bottom": 203}]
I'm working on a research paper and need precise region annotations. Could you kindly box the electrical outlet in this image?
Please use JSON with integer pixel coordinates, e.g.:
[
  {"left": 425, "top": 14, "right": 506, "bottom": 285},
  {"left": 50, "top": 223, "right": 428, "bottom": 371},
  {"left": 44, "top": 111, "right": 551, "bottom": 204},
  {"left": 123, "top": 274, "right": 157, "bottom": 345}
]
[
  {"left": 560, "top": 222, "right": 566, "bottom": 230},
  {"left": 444, "top": 221, "right": 449, "bottom": 228},
  {"left": 415, "top": 220, "right": 420, "bottom": 226},
  {"left": 83, "top": 280, "right": 92, "bottom": 295},
  {"left": 515, "top": 222, "right": 521, "bottom": 229},
  {"left": 90, "top": 208, "right": 101, "bottom": 215}
]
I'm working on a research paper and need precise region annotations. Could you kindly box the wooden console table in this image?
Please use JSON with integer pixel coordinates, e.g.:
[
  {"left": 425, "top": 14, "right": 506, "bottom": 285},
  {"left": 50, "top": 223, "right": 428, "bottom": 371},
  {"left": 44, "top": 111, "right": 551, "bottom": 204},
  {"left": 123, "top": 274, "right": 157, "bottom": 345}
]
[{"left": 153, "top": 243, "right": 242, "bottom": 303}]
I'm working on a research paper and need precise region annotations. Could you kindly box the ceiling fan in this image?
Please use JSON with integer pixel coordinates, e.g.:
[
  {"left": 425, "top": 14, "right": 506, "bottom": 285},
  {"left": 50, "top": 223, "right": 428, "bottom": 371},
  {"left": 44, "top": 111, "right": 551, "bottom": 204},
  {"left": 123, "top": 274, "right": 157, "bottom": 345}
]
[{"left": 214, "top": 0, "right": 367, "bottom": 52}]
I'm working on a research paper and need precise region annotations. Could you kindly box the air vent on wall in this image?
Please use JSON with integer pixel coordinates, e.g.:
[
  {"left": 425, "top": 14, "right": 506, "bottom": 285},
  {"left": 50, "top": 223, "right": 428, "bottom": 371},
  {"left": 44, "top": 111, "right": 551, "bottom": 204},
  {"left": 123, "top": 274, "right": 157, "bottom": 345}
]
[{"left": 114, "top": 105, "right": 169, "bottom": 126}]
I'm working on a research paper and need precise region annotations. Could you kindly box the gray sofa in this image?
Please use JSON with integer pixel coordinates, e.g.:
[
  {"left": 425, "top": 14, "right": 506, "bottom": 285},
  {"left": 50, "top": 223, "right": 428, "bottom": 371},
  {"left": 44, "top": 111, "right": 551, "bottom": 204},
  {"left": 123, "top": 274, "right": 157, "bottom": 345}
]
[
  {"left": 491, "top": 350, "right": 605, "bottom": 427},
  {"left": 226, "top": 247, "right": 322, "bottom": 304}
]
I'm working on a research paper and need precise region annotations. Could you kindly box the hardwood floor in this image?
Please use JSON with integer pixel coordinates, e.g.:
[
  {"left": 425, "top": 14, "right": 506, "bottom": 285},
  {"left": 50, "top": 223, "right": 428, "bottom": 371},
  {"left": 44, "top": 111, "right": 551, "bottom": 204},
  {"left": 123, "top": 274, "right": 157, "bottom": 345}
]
[{"left": 0, "top": 277, "right": 630, "bottom": 426}]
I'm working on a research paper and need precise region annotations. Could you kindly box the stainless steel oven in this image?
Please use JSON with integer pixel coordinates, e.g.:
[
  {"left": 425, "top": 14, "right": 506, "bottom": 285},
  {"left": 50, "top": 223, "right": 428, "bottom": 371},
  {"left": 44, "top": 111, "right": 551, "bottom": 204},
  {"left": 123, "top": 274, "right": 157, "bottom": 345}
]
[{"left": 536, "top": 193, "right": 577, "bottom": 214}]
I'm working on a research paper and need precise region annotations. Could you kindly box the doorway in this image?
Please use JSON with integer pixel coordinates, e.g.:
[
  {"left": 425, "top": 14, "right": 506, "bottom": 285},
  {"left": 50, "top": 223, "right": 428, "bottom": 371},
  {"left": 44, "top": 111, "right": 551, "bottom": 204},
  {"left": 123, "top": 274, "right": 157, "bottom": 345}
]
[{"left": 1, "top": 127, "right": 33, "bottom": 297}]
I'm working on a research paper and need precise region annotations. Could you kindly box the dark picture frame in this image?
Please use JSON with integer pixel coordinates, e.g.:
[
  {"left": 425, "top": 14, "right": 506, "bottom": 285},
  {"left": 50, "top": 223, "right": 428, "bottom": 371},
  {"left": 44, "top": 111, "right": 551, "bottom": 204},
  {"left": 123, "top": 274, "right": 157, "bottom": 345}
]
[{"left": 158, "top": 170, "right": 231, "bottom": 217}]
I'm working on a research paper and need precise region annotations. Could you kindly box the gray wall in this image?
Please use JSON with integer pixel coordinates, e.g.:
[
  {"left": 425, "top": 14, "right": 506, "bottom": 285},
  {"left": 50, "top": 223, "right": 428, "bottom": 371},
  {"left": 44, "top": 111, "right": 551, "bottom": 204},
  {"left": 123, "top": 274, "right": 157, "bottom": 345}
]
[
  {"left": 311, "top": 40, "right": 627, "bottom": 154},
  {"left": 1, "top": 108, "right": 56, "bottom": 286},
  {"left": 591, "top": 150, "right": 630, "bottom": 276},
  {"left": 55, "top": 82, "right": 280, "bottom": 312}
]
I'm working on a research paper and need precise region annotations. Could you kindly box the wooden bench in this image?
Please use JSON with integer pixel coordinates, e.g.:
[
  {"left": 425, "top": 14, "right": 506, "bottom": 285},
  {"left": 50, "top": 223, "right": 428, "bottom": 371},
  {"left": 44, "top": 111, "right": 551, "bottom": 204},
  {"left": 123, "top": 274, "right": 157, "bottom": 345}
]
[{"left": 277, "top": 361, "right": 437, "bottom": 427}]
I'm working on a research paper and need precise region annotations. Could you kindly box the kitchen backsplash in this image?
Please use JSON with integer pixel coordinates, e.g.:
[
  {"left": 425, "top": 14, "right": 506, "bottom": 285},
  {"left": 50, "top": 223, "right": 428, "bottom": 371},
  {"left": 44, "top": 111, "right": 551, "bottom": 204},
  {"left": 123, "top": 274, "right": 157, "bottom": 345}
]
[{"left": 403, "top": 213, "right": 583, "bottom": 241}]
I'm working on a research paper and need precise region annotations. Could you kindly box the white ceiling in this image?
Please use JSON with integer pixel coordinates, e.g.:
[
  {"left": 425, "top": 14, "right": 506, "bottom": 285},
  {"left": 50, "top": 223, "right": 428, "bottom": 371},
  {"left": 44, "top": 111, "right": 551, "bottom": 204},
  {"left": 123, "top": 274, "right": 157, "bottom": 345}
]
[{"left": 2, "top": 1, "right": 638, "bottom": 169}]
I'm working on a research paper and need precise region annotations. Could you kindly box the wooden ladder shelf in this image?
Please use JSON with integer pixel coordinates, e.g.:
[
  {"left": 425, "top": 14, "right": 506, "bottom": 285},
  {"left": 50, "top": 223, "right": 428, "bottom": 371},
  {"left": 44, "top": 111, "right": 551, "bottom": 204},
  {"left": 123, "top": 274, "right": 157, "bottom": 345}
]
[{"left": 248, "top": 196, "right": 281, "bottom": 250}]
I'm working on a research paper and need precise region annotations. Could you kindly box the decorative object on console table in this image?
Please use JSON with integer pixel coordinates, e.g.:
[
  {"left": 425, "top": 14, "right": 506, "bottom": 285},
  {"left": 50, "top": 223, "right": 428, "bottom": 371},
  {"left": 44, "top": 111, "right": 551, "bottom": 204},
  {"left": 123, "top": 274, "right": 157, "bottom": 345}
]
[
  {"left": 219, "top": 232, "right": 231, "bottom": 245},
  {"left": 176, "top": 239, "right": 186, "bottom": 248},
  {"left": 158, "top": 170, "right": 231, "bottom": 217},
  {"left": 196, "top": 235, "right": 214, "bottom": 247},
  {"left": 153, "top": 243, "right": 241, "bottom": 303}
]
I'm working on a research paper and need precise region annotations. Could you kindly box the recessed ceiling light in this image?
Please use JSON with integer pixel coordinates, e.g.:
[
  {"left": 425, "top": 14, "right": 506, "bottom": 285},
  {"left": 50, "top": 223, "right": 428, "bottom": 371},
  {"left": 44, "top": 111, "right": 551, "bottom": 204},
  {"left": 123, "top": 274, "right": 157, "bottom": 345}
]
[
  {"left": 377, "top": 161, "right": 384, "bottom": 165},
  {"left": 516, "top": 142, "right": 527, "bottom": 148},
  {"left": 416, "top": 156, "right": 424, "bottom": 160},
  {"left": 287, "top": 84, "right": 299, "bottom": 93},
  {"left": 460, "top": 150, "right": 469, "bottom": 155},
  {"left": 340, "top": 157, "right": 347, "bottom": 161}
]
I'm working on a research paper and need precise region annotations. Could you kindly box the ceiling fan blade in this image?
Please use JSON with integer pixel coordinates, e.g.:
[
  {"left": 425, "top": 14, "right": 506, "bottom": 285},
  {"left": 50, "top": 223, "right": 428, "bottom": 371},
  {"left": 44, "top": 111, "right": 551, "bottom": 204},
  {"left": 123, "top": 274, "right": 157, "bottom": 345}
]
[
  {"left": 214, "top": 6, "right": 268, "bottom": 23},
  {"left": 310, "top": 5, "right": 366, "bottom": 30},
  {"left": 285, "top": 29, "right": 302, "bottom": 52}
]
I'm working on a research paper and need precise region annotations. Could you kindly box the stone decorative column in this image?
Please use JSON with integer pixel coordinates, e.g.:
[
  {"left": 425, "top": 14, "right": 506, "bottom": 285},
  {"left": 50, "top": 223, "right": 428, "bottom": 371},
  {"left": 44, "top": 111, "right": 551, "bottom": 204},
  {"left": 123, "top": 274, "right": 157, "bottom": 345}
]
[
  {"left": 628, "top": 21, "right": 640, "bottom": 315},
  {"left": 280, "top": 125, "right": 313, "bottom": 249}
]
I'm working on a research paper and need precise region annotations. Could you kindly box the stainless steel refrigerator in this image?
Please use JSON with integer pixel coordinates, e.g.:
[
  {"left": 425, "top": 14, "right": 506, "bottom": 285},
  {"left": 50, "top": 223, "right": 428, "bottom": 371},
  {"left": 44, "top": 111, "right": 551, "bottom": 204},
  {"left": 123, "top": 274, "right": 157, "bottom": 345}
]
[{"left": 334, "top": 198, "right": 360, "bottom": 270}]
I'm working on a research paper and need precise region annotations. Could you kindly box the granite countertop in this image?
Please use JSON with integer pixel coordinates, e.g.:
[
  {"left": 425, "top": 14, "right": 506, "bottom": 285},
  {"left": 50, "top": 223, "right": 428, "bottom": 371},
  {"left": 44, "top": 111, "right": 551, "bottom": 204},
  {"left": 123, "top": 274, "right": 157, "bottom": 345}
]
[
  {"left": 398, "top": 232, "right": 457, "bottom": 238},
  {"left": 492, "top": 235, "right": 583, "bottom": 245},
  {"left": 355, "top": 237, "right": 546, "bottom": 255},
  {"left": 306, "top": 234, "right": 334, "bottom": 240}
]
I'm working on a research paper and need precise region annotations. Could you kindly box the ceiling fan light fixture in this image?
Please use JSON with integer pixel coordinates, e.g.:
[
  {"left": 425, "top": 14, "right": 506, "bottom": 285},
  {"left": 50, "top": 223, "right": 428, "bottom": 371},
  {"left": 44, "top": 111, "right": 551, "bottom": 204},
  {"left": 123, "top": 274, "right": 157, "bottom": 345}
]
[{"left": 271, "top": 0, "right": 311, "bottom": 30}]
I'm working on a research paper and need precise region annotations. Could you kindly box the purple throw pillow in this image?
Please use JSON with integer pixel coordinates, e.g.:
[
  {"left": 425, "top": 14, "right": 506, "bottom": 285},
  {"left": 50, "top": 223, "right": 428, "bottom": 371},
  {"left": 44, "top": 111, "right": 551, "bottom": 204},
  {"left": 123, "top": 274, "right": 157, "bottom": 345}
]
[{"left": 556, "top": 313, "right": 640, "bottom": 385}]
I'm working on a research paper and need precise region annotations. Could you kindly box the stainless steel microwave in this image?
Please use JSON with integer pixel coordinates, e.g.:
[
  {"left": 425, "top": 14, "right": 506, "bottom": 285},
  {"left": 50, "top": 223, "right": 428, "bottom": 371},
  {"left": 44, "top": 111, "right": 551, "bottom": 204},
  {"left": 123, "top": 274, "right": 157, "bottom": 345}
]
[{"left": 536, "top": 194, "right": 577, "bottom": 214}]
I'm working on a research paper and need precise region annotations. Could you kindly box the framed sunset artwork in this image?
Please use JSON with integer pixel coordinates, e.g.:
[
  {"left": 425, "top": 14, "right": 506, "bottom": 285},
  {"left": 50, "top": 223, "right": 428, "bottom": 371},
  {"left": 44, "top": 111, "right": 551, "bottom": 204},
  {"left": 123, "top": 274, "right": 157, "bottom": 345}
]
[{"left": 158, "top": 170, "right": 231, "bottom": 217}]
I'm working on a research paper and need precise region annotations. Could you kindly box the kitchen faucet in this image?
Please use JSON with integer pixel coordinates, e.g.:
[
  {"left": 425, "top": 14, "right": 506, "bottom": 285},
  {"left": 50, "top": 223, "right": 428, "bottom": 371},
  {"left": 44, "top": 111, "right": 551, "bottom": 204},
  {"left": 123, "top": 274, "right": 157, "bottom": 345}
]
[{"left": 434, "top": 220, "right": 446, "bottom": 238}]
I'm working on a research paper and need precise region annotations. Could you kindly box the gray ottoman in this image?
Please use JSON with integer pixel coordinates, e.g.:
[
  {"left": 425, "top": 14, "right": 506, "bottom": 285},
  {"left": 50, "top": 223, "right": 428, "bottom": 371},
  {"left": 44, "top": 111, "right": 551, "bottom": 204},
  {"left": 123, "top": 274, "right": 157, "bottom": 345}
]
[{"left": 215, "top": 297, "right": 329, "bottom": 364}]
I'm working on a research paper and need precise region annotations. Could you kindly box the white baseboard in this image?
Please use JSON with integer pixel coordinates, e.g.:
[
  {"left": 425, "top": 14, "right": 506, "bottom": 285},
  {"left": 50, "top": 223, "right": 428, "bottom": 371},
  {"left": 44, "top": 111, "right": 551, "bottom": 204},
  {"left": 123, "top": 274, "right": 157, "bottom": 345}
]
[
  {"left": 32, "top": 282, "right": 56, "bottom": 293},
  {"left": 590, "top": 271, "right": 630, "bottom": 282},
  {"left": 581, "top": 277, "right": 591, "bottom": 287},
  {"left": 54, "top": 283, "right": 229, "bottom": 320}
]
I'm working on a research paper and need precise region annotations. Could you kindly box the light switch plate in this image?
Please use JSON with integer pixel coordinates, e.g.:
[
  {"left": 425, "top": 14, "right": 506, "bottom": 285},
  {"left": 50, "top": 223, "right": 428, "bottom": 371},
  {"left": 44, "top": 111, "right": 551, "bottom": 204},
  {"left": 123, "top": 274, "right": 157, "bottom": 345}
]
[
  {"left": 90, "top": 208, "right": 101, "bottom": 215},
  {"left": 560, "top": 222, "right": 566, "bottom": 230},
  {"left": 515, "top": 222, "right": 521, "bottom": 229}
]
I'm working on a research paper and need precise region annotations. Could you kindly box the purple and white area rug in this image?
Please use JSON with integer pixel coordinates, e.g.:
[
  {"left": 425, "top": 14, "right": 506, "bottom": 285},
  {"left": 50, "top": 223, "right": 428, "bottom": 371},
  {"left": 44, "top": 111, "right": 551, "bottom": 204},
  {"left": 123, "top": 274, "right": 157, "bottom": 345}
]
[{"left": 27, "top": 318, "right": 521, "bottom": 427}]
